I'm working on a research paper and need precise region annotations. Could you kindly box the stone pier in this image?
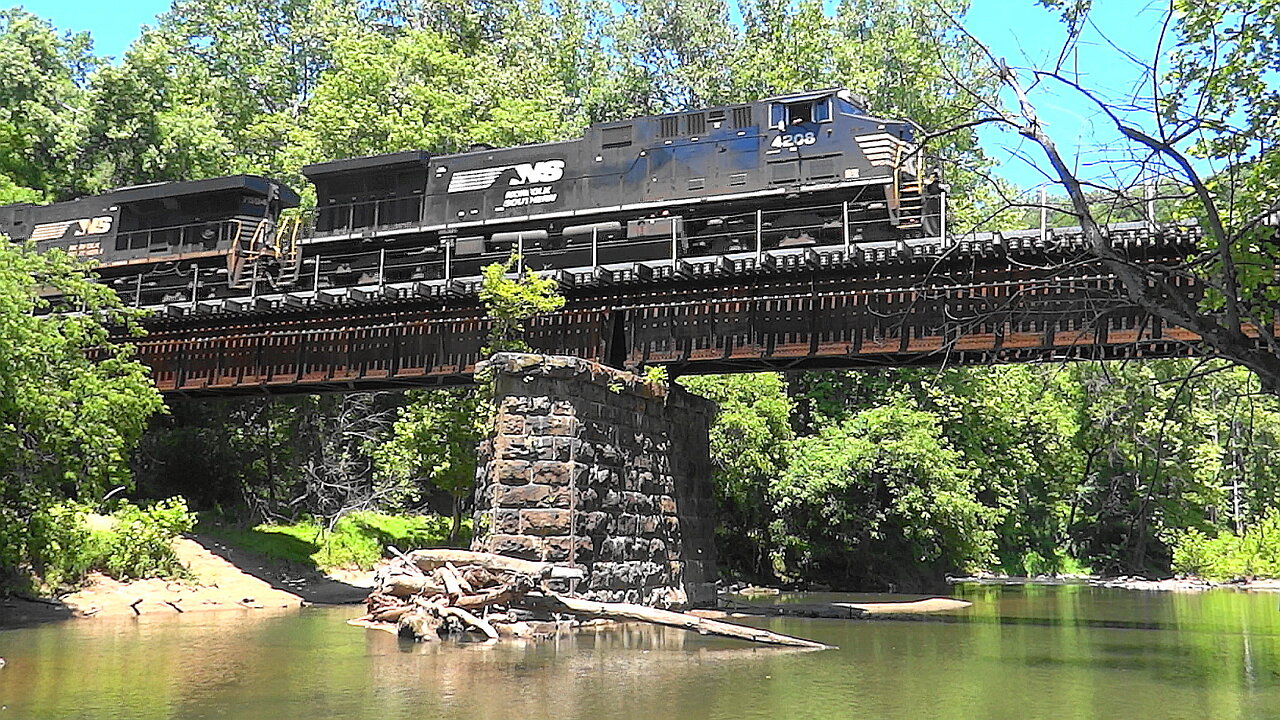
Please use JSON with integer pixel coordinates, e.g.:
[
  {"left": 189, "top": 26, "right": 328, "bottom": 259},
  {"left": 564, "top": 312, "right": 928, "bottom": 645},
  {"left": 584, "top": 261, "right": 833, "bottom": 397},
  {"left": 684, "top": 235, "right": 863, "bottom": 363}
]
[{"left": 470, "top": 353, "right": 717, "bottom": 608}]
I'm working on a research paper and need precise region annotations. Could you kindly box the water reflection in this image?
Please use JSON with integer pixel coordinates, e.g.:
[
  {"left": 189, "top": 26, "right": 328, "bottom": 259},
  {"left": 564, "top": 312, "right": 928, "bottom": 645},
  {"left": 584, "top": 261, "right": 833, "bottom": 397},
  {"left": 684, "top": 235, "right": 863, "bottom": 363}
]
[{"left": 1, "top": 586, "right": 1278, "bottom": 719}]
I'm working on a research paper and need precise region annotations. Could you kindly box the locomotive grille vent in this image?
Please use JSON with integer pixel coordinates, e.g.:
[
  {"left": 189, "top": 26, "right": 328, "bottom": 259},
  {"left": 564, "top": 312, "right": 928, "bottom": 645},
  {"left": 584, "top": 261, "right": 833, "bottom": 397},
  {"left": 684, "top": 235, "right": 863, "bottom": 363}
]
[
  {"left": 770, "top": 160, "right": 799, "bottom": 183},
  {"left": 659, "top": 116, "right": 680, "bottom": 138},
  {"left": 732, "top": 107, "right": 753, "bottom": 128},
  {"left": 856, "top": 133, "right": 915, "bottom": 167},
  {"left": 686, "top": 112, "right": 706, "bottom": 136},
  {"left": 808, "top": 158, "right": 837, "bottom": 179},
  {"left": 602, "top": 125, "right": 633, "bottom": 148}
]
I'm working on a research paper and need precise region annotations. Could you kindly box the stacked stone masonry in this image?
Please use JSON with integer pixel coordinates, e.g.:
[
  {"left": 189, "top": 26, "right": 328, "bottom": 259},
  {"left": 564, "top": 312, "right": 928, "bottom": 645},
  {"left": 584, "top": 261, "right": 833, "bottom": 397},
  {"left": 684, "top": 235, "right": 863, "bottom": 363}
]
[{"left": 471, "top": 353, "right": 717, "bottom": 608}]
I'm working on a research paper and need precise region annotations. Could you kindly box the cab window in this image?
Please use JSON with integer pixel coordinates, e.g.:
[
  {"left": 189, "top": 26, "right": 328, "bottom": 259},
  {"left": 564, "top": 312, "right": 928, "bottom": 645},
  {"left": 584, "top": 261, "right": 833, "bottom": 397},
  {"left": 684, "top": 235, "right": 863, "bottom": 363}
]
[{"left": 770, "top": 96, "right": 833, "bottom": 128}]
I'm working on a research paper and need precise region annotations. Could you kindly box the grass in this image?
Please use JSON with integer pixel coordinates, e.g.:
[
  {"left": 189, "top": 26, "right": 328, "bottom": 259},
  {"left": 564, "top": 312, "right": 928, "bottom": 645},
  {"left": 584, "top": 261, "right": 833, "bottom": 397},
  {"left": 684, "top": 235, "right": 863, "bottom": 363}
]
[
  {"left": 198, "top": 511, "right": 469, "bottom": 572},
  {"left": 995, "top": 548, "right": 1093, "bottom": 577}
]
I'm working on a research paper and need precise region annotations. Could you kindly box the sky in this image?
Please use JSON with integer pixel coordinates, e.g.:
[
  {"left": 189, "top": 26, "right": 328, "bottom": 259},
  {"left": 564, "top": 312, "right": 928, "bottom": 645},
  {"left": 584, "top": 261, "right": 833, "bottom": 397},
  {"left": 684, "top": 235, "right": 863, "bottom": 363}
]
[{"left": 18, "top": 0, "right": 1175, "bottom": 189}]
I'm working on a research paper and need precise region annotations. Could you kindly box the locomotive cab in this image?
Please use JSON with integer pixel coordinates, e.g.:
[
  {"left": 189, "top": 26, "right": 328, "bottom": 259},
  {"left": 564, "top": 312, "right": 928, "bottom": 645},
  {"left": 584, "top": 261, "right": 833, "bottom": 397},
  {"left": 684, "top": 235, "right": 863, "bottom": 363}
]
[
  {"left": 303, "top": 151, "right": 431, "bottom": 237},
  {"left": 0, "top": 175, "right": 300, "bottom": 269}
]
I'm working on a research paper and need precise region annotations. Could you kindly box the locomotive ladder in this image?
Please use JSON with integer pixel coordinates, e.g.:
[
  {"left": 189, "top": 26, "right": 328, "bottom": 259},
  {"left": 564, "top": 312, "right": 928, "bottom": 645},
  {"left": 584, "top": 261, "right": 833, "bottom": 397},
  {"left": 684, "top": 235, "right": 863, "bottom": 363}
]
[{"left": 227, "top": 216, "right": 305, "bottom": 290}]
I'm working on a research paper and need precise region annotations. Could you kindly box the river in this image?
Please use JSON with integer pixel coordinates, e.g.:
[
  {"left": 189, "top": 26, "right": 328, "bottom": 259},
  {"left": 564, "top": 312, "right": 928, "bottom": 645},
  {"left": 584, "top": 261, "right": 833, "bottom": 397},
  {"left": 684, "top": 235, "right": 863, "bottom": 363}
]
[{"left": 1, "top": 584, "right": 1278, "bottom": 719}]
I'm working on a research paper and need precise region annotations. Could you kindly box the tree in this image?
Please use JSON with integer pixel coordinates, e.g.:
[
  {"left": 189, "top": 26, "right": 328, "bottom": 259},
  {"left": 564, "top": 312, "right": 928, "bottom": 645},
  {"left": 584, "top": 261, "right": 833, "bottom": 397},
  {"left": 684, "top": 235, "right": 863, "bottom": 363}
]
[
  {"left": 374, "top": 388, "right": 484, "bottom": 542},
  {"left": 935, "top": 0, "right": 1280, "bottom": 392},
  {"left": 772, "top": 402, "right": 996, "bottom": 590},
  {"left": 0, "top": 239, "right": 165, "bottom": 583},
  {"left": 298, "top": 24, "right": 574, "bottom": 163},
  {"left": 677, "top": 373, "right": 794, "bottom": 579},
  {"left": 478, "top": 254, "right": 566, "bottom": 355},
  {"left": 0, "top": 9, "right": 95, "bottom": 200},
  {"left": 76, "top": 35, "right": 233, "bottom": 193}
]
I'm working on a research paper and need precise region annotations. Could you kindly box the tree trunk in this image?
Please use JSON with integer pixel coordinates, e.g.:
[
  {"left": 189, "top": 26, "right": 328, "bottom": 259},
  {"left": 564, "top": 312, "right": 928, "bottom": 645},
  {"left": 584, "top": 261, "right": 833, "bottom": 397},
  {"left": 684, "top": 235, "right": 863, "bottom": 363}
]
[
  {"left": 527, "top": 593, "right": 833, "bottom": 649},
  {"left": 449, "top": 494, "right": 462, "bottom": 545}
]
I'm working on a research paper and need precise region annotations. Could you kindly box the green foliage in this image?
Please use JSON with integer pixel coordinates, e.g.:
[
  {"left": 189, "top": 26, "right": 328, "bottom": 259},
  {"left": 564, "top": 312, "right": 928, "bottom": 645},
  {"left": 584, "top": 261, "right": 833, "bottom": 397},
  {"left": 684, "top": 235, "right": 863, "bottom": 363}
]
[
  {"left": 96, "top": 498, "right": 195, "bottom": 580},
  {"left": 0, "top": 174, "right": 45, "bottom": 205},
  {"left": 1002, "top": 549, "right": 1092, "bottom": 577},
  {"left": 478, "top": 254, "right": 566, "bottom": 356},
  {"left": 1172, "top": 511, "right": 1280, "bottom": 581},
  {"left": 202, "top": 511, "right": 464, "bottom": 571},
  {"left": 681, "top": 359, "right": 1280, "bottom": 588},
  {"left": 376, "top": 389, "right": 484, "bottom": 498},
  {"left": 25, "top": 498, "right": 195, "bottom": 591},
  {"left": 0, "top": 9, "right": 96, "bottom": 198},
  {"left": 374, "top": 388, "right": 484, "bottom": 541},
  {"left": 0, "top": 238, "right": 165, "bottom": 586},
  {"left": 641, "top": 365, "right": 669, "bottom": 385},
  {"left": 773, "top": 404, "right": 996, "bottom": 586},
  {"left": 26, "top": 503, "right": 99, "bottom": 590},
  {"left": 678, "top": 373, "right": 793, "bottom": 578}
]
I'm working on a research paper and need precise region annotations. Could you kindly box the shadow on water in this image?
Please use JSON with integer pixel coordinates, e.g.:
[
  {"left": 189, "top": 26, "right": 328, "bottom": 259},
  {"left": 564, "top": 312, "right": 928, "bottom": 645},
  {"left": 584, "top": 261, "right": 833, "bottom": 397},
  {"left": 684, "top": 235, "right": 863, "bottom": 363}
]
[{"left": 0, "top": 596, "right": 74, "bottom": 629}]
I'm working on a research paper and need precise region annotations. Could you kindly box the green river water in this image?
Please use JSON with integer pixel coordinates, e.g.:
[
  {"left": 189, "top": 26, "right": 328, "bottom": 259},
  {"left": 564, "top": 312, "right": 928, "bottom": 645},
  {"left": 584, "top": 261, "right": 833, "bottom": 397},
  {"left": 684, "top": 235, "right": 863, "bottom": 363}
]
[{"left": 1, "top": 583, "right": 1279, "bottom": 719}]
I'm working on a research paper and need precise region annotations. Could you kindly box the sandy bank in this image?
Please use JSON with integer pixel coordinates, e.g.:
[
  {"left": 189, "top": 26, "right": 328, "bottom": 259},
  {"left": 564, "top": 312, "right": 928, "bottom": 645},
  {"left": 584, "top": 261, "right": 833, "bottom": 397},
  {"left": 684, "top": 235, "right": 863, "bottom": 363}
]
[{"left": 1, "top": 534, "right": 372, "bottom": 628}]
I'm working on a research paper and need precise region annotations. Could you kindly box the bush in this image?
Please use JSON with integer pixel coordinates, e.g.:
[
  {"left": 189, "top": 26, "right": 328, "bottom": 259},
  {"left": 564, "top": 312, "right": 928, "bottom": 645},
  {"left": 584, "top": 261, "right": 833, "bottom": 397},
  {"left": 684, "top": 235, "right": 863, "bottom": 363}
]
[
  {"left": 27, "top": 503, "right": 100, "bottom": 590},
  {"left": 770, "top": 404, "right": 997, "bottom": 589},
  {"left": 1171, "top": 511, "right": 1280, "bottom": 580},
  {"left": 1002, "top": 549, "right": 1092, "bottom": 577},
  {"left": 97, "top": 498, "right": 195, "bottom": 580},
  {"left": 24, "top": 497, "right": 195, "bottom": 591},
  {"left": 317, "top": 512, "right": 462, "bottom": 569}
]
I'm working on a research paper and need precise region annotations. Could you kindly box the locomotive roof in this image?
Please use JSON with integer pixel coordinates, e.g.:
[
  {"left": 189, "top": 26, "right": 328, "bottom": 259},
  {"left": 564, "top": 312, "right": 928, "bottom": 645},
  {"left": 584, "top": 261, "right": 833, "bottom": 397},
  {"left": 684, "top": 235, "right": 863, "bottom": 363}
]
[
  {"left": 586, "top": 87, "right": 869, "bottom": 129},
  {"left": 292, "top": 88, "right": 886, "bottom": 181},
  {"left": 302, "top": 151, "right": 432, "bottom": 179},
  {"left": 106, "top": 174, "right": 300, "bottom": 207},
  {"left": 0, "top": 174, "right": 300, "bottom": 214}
]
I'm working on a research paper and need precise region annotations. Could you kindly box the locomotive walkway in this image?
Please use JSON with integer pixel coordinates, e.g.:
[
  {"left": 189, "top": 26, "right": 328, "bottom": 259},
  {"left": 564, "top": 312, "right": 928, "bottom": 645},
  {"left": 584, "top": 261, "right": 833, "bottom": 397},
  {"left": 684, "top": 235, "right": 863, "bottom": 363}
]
[{"left": 114, "top": 220, "right": 1231, "bottom": 396}]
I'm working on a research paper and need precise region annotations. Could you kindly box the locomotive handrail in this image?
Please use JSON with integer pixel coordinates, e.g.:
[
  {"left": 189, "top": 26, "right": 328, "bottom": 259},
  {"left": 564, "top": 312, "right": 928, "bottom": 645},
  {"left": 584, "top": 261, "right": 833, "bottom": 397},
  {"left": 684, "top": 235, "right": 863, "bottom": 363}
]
[
  {"left": 114, "top": 217, "right": 246, "bottom": 251},
  {"left": 112, "top": 187, "right": 961, "bottom": 310},
  {"left": 304, "top": 195, "right": 427, "bottom": 240}
]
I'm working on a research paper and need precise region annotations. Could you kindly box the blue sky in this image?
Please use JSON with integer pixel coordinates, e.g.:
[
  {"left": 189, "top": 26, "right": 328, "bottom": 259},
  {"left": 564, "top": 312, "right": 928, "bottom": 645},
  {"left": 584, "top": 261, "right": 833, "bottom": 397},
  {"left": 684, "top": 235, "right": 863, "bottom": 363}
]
[{"left": 19, "top": 0, "right": 1173, "bottom": 189}]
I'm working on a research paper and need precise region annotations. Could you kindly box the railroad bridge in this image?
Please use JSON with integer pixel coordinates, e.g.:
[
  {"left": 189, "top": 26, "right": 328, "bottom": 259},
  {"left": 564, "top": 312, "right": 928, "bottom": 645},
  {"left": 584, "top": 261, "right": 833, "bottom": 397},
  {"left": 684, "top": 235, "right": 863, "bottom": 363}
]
[
  {"left": 115, "top": 220, "right": 1235, "bottom": 605},
  {"left": 125, "top": 221, "right": 1211, "bottom": 396}
]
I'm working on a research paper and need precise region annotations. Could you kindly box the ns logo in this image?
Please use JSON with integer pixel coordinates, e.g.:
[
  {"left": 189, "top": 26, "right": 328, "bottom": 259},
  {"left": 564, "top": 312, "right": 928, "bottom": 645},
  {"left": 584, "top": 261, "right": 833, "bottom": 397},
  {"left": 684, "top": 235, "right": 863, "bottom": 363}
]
[
  {"left": 446, "top": 159, "right": 566, "bottom": 193},
  {"left": 510, "top": 160, "right": 565, "bottom": 185}
]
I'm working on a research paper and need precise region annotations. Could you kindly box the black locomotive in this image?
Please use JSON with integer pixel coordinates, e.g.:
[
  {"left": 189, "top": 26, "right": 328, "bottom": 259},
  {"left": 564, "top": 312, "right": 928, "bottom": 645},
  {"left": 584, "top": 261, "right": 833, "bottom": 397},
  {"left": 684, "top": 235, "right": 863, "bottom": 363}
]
[
  {"left": 0, "top": 174, "right": 301, "bottom": 301},
  {"left": 1, "top": 88, "right": 939, "bottom": 305}
]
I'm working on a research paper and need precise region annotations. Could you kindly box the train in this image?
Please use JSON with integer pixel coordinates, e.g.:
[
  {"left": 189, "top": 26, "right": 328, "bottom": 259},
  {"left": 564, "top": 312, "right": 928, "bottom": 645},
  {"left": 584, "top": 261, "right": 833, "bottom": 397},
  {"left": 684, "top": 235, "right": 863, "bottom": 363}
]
[{"left": 0, "top": 88, "right": 942, "bottom": 306}]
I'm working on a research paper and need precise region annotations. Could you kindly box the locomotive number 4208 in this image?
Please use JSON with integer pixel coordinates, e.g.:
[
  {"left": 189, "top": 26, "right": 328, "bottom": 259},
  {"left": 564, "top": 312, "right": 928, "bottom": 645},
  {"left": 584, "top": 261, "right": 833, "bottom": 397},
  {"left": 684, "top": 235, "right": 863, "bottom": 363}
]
[{"left": 770, "top": 132, "right": 817, "bottom": 149}]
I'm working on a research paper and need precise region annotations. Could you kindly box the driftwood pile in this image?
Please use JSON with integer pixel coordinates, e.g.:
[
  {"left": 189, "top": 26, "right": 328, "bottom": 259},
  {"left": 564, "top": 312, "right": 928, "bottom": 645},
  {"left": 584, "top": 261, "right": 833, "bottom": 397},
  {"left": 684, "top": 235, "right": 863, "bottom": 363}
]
[{"left": 351, "top": 548, "right": 831, "bottom": 649}]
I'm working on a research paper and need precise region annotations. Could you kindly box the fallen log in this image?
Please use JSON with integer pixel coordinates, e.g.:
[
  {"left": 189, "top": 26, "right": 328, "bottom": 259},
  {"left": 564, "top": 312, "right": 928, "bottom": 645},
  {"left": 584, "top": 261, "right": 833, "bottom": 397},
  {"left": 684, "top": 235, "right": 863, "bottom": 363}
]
[
  {"left": 370, "top": 605, "right": 411, "bottom": 623},
  {"left": 453, "top": 583, "right": 526, "bottom": 609},
  {"left": 441, "top": 606, "right": 499, "bottom": 641},
  {"left": 366, "top": 548, "right": 831, "bottom": 649},
  {"left": 439, "top": 565, "right": 467, "bottom": 597},
  {"left": 383, "top": 575, "right": 446, "bottom": 598},
  {"left": 398, "top": 609, "right": 443, "bottom": 640},
  {"left": 526, "top": 593, "right": 833, "bottom": 650},
  {"left": 716, "top": 597, "right": 972, "bottom": 618},
  {"left": 407, "top": 549, "right": 552, "bottom": 577}
]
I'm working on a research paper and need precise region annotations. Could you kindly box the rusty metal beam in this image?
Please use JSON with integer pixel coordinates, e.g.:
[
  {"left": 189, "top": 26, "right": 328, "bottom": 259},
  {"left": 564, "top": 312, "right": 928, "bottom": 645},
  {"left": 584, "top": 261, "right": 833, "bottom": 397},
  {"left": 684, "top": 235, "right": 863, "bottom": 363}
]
[{"left": 120, "top": 226, "right": 1224, "bottom": 396}]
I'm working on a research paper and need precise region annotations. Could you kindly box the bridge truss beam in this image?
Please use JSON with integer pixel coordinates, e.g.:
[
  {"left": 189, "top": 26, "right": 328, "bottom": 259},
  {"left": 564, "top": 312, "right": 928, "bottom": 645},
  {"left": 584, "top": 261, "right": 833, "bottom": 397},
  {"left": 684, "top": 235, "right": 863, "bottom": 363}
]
[{"left": 124, "top": 225, "right": 1226, "bottom": 396}]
